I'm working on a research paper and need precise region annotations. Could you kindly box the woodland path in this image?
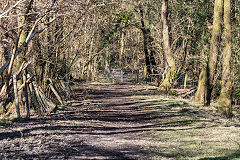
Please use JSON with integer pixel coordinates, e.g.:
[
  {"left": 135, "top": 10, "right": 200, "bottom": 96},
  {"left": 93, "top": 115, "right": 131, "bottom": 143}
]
[{"left": 0, "top": 82, "right": 240, "bottom": 160}]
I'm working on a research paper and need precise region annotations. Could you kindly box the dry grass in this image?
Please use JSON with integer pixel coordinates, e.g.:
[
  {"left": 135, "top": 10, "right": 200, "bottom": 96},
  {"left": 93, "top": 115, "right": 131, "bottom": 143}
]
[{"left": 134, "top": 94, "right": 240, "bottom": 160}]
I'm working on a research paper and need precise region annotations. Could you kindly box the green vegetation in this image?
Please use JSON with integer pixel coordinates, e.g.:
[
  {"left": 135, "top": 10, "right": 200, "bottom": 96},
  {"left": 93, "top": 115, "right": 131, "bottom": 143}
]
[{"left": 0, "top": 119, "right": 6, "bottom": 126}]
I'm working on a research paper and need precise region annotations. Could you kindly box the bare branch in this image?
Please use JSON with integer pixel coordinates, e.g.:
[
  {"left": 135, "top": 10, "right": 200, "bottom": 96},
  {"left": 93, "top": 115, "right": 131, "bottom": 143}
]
[{"left": 0, "top": 0, "right": 26, "bottom": 19}]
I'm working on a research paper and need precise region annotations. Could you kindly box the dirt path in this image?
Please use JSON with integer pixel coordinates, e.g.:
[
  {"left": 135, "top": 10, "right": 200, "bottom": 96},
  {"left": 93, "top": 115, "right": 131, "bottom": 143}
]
[{"left": 0, "top": 82, "right": 240, "bottom": 159}]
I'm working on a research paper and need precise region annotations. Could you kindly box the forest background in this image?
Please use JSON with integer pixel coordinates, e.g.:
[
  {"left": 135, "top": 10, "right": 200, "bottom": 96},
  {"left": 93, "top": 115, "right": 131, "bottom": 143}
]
[{"left": 0, "top": 0, "right": 239, "bottom": 119}]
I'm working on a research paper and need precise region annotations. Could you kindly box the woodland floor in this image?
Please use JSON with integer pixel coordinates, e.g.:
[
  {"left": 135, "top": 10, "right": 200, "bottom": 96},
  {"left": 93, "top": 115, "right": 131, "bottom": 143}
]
[{"left": 0, "top": 81, "right": 240, "bottom": 160}]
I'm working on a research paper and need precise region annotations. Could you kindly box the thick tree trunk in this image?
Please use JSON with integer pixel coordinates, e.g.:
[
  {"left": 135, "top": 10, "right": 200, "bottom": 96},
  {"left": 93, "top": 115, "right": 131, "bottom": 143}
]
[
  {"left": 15, "top": 0, "right": 34, "bottom": 70},
  {"left": 194, "top": 69, "right": 208, "bottom": 104},
  {"left": 206, "top": 0, "right": 223, "bottom": 105},
  {"left": 149, "top": 49, "right": 157, "bottom": 74},
  {"left": 218, "top": 0, "right": 232, "bottom": 117},
  {"left": 159, "top": 0, "right": 177, "bottom": 91},
  {"left": 139, "top": 5, "right": 152, "bottom": 76},
  {"left": 195, "top": 0, "right": 223, "bottom": 104},
  {"left": 194, "top": 40, "right": 209, "bottom": 103}
]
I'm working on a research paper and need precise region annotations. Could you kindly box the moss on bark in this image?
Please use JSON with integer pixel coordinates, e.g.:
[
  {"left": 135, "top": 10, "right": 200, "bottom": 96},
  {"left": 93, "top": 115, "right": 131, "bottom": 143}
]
[
  {"left": 158, "top": 66, "right": 177, "bottom": 92},
  {"left": 195, "top": 0, "right": 223, "bottom": 105},
  {"left": 158, "top": 0, "right": 177, "bottom": 92},
  {"left": 218, "top": 0, "right": 232, "bottom": 117},
  {"left": 195, "top": 69, "right": 208, "bottom": 104}
]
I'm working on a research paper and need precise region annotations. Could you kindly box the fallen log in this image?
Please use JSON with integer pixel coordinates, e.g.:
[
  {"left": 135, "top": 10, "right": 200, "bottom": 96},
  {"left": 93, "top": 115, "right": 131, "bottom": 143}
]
[
  {"left": 32, "top": 81, "right": 56, "bottom": 115},
  {"left": 178, "top": 87, "right": 197, "bottom": 98},
  {"left": 48, "top": 79, "right": 65, "bottom": 105}
]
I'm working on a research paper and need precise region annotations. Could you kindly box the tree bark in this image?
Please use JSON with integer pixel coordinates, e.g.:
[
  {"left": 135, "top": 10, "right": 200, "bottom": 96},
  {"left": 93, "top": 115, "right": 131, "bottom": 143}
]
[
  {"left": 13, "top": 75, "right": 20, "bottom": 118},
  {"left": 159, "top": 0, "right": 177, "bottom": 91},
  {"left": 16, "top": 0, "right": 34, "bottom": 70},
  {"left": 218, "top": 0, "right": 232, "bottom": 117},
  {"left": 139, "top": 5, "right": 152, "bottom": 76},
  {"left": 119, "top": 32, "right": 124, "bottom": 69},
  {"left": 23, "top": 72, "right": 30, "bottom": 118},
  {"left": 194, "top": 69, "right": 208, "bottom": 104},
  {"left": 206, "top": 0, "right": 223, "bottom": 105},
  {"left": 194, "top": 42, "right": 209, "bottom": 103},
  {"left": 195, "top": 0, "right": 223, "bottom": 104}
]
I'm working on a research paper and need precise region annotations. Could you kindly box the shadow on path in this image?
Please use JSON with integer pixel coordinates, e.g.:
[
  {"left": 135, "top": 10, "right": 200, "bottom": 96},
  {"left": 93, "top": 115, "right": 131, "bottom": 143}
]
[{"left": 0, "top": 82, "right": 239, "bottom": 159}]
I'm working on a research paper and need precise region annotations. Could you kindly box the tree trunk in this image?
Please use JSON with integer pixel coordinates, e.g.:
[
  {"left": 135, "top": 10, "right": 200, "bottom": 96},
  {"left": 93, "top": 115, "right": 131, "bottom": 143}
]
[
  {"left": 139, "top": 5, "right": 152, "bottom": 76},
  {"left": 13, "top": 75, "right": 20, "bottom": 118},
  {"left": 194, "top": 69, "right": 208, "bottom": 104},
  {"left": 159, "top": 0, "right": 177, "bottom": 91},
  {"left": 218, "top": 0, "right": 232, "bottom": 117},
  {"left": 119, "top": 32, "right": 124, "bottom": 69},
  {"left": 23, "top": 72, "right": 30, "bottom": 118},
  {"left": 206, "top": 0, "right": 223, "bottom": 105},
  {"left": 15, "top": 0, "right": 34, "bottom": 70},
  {"left": 195, "top": 0, "right": 223, "bottom": 104}
]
